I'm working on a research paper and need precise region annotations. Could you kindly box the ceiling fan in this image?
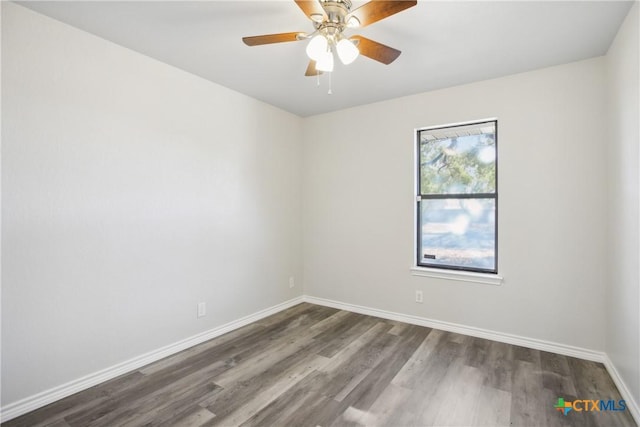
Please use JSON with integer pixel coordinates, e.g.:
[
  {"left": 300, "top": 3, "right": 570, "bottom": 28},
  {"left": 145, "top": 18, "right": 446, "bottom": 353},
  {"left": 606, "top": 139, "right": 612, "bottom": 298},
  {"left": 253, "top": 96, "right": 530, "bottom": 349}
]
[{"left": 242, "top": 0, "right": 417, "bottom": 76}]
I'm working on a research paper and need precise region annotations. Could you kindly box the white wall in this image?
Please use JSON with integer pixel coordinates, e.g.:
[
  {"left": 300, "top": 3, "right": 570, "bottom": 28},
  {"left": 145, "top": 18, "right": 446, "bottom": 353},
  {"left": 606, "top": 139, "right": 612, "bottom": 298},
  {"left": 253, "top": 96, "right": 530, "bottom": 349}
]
[
  {"left": 1, "top": 2, "right": 303, "bottom": 406},
  {"left": 303, "top": 57, "right": 608, "bottom": 351},
  {"left": 606, "top": 2, "right": 640, "bottom": 406},
  {"left": 3, "top": 0, "right": 638, "bottom": 417}
]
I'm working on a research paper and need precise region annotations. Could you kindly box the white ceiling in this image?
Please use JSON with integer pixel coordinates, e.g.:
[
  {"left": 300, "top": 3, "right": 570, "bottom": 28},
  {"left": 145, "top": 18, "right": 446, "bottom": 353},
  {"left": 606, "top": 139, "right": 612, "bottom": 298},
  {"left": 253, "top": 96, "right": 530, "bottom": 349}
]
[{"left": 17, "top": 0, "right": 634, "bottom": 117}]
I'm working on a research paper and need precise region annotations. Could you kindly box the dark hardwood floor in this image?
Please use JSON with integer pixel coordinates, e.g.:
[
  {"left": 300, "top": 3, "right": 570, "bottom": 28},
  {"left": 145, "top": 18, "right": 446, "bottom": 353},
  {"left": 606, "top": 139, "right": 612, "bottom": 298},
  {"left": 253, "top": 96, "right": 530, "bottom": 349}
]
[{"left": 3, "top": 303, "right": 637, "bottom": 427}]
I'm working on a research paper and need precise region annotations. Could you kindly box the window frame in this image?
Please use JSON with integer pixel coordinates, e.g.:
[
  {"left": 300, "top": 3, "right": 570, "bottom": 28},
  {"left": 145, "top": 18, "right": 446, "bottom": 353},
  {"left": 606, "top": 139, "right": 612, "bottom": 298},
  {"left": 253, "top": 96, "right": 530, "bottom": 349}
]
[{"left": 414, "top": 119, "right": 499, "bottom": 275}]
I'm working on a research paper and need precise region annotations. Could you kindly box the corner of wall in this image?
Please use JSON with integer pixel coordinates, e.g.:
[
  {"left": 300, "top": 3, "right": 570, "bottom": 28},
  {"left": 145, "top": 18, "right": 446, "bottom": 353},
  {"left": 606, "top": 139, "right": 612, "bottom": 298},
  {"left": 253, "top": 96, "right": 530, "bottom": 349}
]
[{"left": 604, "top": 0, "right": 640, "bottom": 411}]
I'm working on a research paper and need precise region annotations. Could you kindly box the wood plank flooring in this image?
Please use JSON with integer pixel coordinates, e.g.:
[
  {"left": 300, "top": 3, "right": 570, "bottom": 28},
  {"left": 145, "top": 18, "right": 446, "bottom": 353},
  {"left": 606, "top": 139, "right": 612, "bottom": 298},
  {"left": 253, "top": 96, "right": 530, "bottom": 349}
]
[{"left": 3, "top": 303, "right": 637, "bottom": 427}]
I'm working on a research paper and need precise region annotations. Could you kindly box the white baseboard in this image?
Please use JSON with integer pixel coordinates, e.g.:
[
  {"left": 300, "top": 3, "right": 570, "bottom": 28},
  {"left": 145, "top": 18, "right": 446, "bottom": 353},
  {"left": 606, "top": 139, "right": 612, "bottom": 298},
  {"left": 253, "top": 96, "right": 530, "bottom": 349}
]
[
  {"left": 0, "top": 296, "right": 304, "bottom": 423},
  {"left": 304, "top": 295, "right": 605, "bottom": 362},
  {"left": 603, "top": 354, "right": 640, "bottom": 425}
]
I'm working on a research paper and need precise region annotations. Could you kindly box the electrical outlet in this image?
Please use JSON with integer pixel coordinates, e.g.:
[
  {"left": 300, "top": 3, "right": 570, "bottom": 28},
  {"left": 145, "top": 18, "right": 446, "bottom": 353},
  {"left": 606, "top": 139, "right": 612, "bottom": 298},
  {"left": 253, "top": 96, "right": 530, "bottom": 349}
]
[
  {"left": 415, "top": 290, "right": 423, "bottom": 303},
  {"left": 289, "top": 276, "right": 295, "bottom": 288},
  {"left": 197, "top": 302, "right": 206, "bottom": 318}
]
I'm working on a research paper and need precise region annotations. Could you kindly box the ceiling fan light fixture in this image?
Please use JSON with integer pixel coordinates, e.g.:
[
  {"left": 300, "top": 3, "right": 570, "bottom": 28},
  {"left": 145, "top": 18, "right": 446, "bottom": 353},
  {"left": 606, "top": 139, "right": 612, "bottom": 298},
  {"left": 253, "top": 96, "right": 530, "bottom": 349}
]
[
  {"left": 336, "top": 38, "right": 359, "bottom": 64},
  {"left": 306, "top": 34, "right": 328, "bottom": 61},
  {"left": 316, "top": 51, "right": 334, "bottom": 72},
  {"left": 242, "top": 0, "right": 417, "bottom": 81}
]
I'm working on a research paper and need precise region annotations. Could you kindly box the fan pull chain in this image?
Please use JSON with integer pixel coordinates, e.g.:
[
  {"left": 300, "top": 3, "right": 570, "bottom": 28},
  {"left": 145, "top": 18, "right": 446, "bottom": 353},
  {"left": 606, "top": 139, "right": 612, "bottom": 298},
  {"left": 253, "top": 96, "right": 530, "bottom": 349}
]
[
  {"left": 317, "top": 70, "right": 320, "bottom": 86},
  {"left": 328, "top": 72, "right": 333, "bottom": 95}
]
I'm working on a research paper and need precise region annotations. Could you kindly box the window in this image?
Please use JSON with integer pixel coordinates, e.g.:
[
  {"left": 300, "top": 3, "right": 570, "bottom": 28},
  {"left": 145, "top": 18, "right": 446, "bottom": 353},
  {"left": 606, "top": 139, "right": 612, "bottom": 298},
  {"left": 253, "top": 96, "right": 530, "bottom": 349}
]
[{"left": 415, "top": 120, "right": 497, "bottom": 274}]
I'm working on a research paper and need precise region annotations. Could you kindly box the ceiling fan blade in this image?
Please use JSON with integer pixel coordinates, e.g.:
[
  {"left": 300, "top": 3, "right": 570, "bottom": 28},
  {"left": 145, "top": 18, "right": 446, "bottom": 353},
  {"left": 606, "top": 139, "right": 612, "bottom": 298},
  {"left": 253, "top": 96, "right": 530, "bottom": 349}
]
[
  {"left": 351, "top": 35, "right": 401, "bottom": 65},
  {"left": 294, "top": 0, "right": 327, "bottom": 20},
  {"left": 346, "top": 0, "right": 417, "bottom": 28},
  {"left": 305, "top": 60, "right": 323, "bottom": 76},
  {"left": 242, "top": 32, "right": 303, "bottom": 46}
]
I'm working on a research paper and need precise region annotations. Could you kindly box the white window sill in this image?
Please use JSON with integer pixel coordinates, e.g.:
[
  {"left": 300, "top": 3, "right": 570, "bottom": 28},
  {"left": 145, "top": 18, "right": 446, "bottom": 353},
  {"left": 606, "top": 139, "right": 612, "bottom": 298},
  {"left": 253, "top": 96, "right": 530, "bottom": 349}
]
[{"left": 410, "top": 266, "right": 503, "bottom": 286}]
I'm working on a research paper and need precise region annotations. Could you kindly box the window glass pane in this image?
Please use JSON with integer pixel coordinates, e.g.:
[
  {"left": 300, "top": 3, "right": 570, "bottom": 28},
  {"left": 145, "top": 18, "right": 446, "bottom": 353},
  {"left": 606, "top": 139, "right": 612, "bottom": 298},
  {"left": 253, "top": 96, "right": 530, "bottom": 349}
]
[
  {"left": 419, "top": 122, "right": 496, "bottom": 195},
  {"left": 419, "top": 198, "right": 495, "bottom": 271}
]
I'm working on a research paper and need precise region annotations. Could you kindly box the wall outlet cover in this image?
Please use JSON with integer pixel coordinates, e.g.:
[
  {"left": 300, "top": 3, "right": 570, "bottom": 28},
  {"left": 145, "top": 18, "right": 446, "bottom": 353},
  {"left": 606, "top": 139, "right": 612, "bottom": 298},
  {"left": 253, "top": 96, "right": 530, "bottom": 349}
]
[{"left": 197, "top": 302, "right": 206, "bottom": 318}]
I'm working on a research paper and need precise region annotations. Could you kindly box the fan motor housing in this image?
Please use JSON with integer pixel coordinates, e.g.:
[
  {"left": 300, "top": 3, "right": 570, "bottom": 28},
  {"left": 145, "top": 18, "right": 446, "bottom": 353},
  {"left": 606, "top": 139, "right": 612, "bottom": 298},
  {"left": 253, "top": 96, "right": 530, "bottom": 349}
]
[{"left": 320, "top": 0, "right": 352, "bottom": 25}]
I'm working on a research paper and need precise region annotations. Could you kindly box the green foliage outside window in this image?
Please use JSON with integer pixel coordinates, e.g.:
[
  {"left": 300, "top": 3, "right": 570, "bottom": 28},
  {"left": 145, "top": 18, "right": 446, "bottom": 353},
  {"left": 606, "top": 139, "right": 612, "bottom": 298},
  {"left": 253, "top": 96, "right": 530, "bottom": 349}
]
[{"left": 420, "top": 133, "right": 496, "bottom": 195}]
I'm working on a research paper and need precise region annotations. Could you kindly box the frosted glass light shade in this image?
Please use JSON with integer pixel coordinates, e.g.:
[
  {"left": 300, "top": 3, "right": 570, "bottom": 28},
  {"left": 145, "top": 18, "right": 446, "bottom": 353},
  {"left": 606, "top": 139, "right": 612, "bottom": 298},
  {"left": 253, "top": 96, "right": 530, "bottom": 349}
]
[
  {"left": 316, "top": 51, "right": 334, "bottom": 72},
  {"left": 306, "top": 35, "right": 328, "bottom": 61},
  {"left": 337, "top": 39, "right": 359, "bottom": 64}
]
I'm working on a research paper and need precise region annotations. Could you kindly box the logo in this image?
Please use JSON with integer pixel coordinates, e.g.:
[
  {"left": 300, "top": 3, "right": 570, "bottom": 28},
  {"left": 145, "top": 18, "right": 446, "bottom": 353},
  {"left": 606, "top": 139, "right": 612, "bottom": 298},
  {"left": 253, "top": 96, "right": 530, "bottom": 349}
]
[
  {"left": 554, "top": 398, "right": 572, "bottom": 415},
  {"left": 554, "top": 398, "right": 627, "bottom": 416}
]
